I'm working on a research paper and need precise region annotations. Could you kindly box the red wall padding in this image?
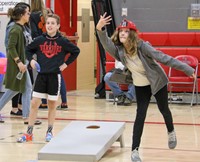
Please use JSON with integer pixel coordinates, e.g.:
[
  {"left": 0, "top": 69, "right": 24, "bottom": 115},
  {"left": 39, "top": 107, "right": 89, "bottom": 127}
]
[
  {"left": 140, "top": 32, "right": 200, "bottom": 46},
  {"left": 104, "top": 32, "right": 200, "bottom": 92}
]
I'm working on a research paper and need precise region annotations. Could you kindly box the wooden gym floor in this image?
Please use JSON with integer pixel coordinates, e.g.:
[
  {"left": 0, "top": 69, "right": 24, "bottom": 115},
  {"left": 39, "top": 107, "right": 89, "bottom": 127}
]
[{"left": 0, "top": 86, "right": 200, "bottom": 162}]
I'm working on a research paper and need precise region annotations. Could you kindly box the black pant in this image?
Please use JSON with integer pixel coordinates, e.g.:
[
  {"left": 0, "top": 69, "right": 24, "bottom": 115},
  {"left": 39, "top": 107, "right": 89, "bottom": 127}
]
[
  {"left": 131, "top": 85, "right": 174, "bottom": 150},
  {"left": 12, "top": 93, "right": 22, "bottom": 107}
]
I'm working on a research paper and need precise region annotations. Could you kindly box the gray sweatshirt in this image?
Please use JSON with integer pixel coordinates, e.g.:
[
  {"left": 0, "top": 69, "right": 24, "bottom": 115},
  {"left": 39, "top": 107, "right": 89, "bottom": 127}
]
[{"left": 97, "top": 29, "right": 194, "bottom": 95}]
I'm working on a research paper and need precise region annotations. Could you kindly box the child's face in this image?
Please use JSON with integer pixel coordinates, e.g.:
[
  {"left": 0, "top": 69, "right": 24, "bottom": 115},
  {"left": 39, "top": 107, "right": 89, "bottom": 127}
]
[
  {"left": 118, "top": 28, "right": 130, "bottom": 44},
  {"left": 46, "top": 17, "right": 60, "bottom": 36}
]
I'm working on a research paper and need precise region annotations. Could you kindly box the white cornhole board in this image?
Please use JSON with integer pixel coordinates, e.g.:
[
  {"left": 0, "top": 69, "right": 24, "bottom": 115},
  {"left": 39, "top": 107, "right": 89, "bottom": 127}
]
[{"left": 38, "top": 121, "right": 125, "bottom": 162}]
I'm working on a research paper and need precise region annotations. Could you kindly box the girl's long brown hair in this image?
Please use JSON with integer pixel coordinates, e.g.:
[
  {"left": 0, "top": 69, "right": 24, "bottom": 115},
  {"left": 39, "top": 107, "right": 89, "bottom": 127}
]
[
  {"left": 111, "top": 29, "right": 140, "bottom": 56},
  {"left": 31, "top": 0, "right": 48, "bottom": 19}
]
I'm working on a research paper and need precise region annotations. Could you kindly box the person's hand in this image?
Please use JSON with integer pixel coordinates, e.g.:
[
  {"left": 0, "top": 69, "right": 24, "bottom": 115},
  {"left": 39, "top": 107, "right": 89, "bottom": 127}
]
[
  {"left": 30, "top": 59, "right": 37, "bottom": 69},
  {"left": 190, "top": 73, "right": 196, "bottom": 79},
  {"left": 59, "top": 63, "right": 68, "bottom": 71},
  {"left": 96, "top": 12, "right": 112, "bottom": 31},
  {"left": 17, "top": 62, "right": 27, "bottom": 73}
]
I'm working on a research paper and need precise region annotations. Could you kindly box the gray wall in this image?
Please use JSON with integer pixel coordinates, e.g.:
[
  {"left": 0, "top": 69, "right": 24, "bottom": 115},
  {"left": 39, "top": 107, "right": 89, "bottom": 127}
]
[{"left": 111, "top": 0, "right": 199, "bottom": 32}]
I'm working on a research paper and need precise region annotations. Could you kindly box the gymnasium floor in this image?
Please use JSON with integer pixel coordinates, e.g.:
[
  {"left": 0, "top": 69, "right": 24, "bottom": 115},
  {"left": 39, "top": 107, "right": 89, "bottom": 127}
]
[{"left": 0, "top": 87, "right": 200, "bottom": 162}]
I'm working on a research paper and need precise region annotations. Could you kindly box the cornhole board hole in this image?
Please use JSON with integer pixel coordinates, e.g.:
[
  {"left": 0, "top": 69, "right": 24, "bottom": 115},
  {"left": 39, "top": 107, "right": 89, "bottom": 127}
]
[{"left": 38, "top": 121, "right": 125, "bottom": 162}]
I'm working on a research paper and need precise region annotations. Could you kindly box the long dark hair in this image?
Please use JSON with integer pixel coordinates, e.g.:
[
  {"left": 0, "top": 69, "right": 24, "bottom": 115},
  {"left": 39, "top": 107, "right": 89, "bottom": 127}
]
[{"left": 7, "top": 3, "right": 29, "bottom": 22}]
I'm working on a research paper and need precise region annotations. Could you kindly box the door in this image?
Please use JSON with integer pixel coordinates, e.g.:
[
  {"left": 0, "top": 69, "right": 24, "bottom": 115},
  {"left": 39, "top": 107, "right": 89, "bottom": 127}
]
[{"left": 46, "top": 0, "right": 78, "bottom": 90}]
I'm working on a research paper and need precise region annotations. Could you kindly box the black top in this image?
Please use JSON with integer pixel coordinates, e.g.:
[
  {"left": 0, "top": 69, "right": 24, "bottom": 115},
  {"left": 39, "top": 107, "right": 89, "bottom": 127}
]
[
  {"left": 26, "top": 32, "right": 80, "bottom": 74},
  {"left": 30, "top": 11, "right": 45, "bottom": 39}
]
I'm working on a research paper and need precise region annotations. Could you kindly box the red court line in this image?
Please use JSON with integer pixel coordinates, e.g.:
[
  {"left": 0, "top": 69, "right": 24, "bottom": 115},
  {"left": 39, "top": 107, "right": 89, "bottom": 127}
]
[
  {"left": 4, "top": 116, "right": 200, "bottom": 126},
  {"left": 39, "top": 117, "right": 200, "bottom": 126}
]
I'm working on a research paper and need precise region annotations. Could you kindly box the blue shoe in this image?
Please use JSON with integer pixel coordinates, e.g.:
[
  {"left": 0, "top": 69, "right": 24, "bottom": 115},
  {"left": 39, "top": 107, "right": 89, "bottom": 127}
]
[{"left": 45, "top": 132, "right": 53, "bottom": 142}]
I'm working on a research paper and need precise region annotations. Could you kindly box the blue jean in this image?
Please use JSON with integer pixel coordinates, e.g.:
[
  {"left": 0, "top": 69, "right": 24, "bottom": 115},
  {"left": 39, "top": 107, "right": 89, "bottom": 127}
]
[
  {"left": 0, "top": 70, "right": 32, "bottom": 118},
  {"left": 104, "top": 72, "right": 135, "bottom": 100},
  {"left": 0, "top": 74, "right": 3, "bottom": 91},
  {"left": 42, "top": 74, "right": 67, "bottom": 104}
]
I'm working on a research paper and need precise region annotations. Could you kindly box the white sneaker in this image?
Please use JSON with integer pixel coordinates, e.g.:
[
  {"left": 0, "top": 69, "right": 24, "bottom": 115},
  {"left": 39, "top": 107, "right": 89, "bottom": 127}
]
[
  {"left": 131, "top": 149, "right": 142, "bottom": 162},
  {"left": 45, "top": 132, "right": 53, "bottom": 142},
  {"left": 168, "top": 130, "right": 177, "bottom": 149}
]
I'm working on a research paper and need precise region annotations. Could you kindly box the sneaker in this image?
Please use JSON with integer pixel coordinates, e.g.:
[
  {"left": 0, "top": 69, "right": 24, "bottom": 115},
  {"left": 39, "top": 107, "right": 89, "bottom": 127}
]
[
  {"left": 168, "top": 130, "right": 177, "bottom": 149},
  {"left": 57, "top": 103, "right": 68, "bottom": 110},
  {"left": 18, "top": 109, "right": 22, "bottom": 114},
  {"left": 39, "top": 104, "right": 48, "bottom": 109},
  {"left": 123, "top": 97, "right": 133, "bottom": 106},
  {"left": 117, "top": 95, "right": 126, "bottom": 105},
  {"left": 131, "top": 149, "right": 142, "bottom": 162},
  {"left": 17, "top": 133, "right": 33, "bottom": 143},
  {"left": 61, "top": 103, "right": 68, "bottom": 108},
  {"left": 24, "top": 119, "right": 42, "bottom": 125},
  {"left": 45, "top": 132, "right": 53, "bottom": 142},
  {"left": 10, "top": 109, "right": 22, "bottom": 116}
]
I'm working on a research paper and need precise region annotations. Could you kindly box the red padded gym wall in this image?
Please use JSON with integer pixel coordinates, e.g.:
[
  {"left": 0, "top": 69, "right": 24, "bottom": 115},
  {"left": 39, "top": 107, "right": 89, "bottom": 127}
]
[{"left": 46, "top": 0, "right": 78, "bottom": 90}]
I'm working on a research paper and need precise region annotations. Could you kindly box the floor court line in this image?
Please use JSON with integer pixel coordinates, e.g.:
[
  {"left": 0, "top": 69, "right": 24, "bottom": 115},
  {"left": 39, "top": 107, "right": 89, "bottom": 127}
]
[{"left": 3, "top": 115, "right": 200, "bottom": 126}]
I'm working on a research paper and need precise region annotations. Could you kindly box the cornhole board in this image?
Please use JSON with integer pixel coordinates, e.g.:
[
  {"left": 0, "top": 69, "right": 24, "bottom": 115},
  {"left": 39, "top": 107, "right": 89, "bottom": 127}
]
[{"left": 38, "top": 121, "right": 125, "bottom": 162}]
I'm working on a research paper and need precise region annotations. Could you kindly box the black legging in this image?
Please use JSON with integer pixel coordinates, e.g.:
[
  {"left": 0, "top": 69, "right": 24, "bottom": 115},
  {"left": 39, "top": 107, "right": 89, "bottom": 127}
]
[
  {"left": 131, "top": 85, "right": 174, "bottom": 150},
  {"left": 12, "top": 93, "right": 22, "bottom": 107}
]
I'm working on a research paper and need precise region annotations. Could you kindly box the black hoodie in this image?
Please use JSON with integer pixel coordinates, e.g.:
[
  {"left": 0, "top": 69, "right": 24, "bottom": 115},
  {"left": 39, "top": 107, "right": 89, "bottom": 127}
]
[
  {"left": 26, "top": 32, "right": 80, "bottom": 74},
  {"left": 30, "top": 11, "right": 45, "bottom": 39}
]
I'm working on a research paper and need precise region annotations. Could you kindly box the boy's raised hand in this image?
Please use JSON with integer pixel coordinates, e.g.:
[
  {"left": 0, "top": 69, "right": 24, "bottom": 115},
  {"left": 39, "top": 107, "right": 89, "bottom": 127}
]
[{"left": 96, "top": 12, "right": 112, "bottom": 31}]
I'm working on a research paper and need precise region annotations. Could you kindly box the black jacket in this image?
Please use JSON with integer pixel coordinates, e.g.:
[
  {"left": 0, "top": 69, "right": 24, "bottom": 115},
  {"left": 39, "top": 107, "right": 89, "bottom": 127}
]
[{"left": 26, "top": 32, "right": 80, "bottom": 74}]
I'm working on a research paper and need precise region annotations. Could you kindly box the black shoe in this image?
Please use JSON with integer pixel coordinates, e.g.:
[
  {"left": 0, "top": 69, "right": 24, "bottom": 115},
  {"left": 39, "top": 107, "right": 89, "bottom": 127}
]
[
  {"left": 10, "top": 110, "right": 22, "bottom": 116},
  {"left": 61, "top": 103, "right": 68, "bottom": 108},
  {"left": 0, "top": 120, "right": 4, "bottom": 123},
  {"left": 57, "top": 103, "right": 68, "bottom": 110},
  {"left": 24, "top": 120, "right": 42, "bottom": 125},
  {"left": 0, "top": 115, "right": 4, "bottom": 123},
  {"left": 18, "top": 109, "right": 22, "bottom": 113},
  {"left": 39, "top": 104, "right": 48, "bottom": 109},
  {"left": 123, "top": 97, "right": 132, "bottom": 106},
  {"left": 117, "top": 95, "right": 126, "bottom": 105}
]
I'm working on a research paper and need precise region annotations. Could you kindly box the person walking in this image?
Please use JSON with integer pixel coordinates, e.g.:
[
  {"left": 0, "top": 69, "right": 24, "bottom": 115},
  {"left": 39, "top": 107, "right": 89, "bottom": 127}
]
[
  {"left": 0, "top": 3, "right": 32, "bottom": 124},
  {"left": 96, "top": 13, "right": 196, "bottom": 162},
  {"left": 4, "top": 2, "right": 31, "bottom": 117}
]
